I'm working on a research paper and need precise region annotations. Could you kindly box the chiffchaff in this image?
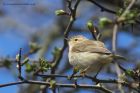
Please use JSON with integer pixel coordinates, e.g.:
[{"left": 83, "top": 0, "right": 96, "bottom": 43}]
[{"left": 68, "top": 35, "right": 125, "bottom": 74}]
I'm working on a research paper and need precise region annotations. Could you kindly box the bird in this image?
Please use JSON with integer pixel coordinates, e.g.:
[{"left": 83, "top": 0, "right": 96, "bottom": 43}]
[{"left": 68, "top": 35, "right": 125, "bottom": 76}]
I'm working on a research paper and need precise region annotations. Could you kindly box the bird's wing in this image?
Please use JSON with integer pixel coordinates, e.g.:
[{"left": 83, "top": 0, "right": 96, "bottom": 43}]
[{"left": 72, "top": 40, "right": 111, "bottom": 54}]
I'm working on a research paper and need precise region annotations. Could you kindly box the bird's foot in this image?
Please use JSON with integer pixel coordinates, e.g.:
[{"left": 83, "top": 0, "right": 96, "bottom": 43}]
[
  {"left": 80, "top": 67, "right": 89, "bottom": 77},
  {"left": 80, "top": 70, "right": 86, "bottom": 77},
  {"left": 68, "top": 73, "right": 75, "bottom": 80}
]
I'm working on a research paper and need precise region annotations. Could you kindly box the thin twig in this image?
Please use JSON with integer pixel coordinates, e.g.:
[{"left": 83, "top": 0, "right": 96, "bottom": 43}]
[
  {"left": 87, "top": 0, "right": 116, "bottom": 14},
  {"left": 16, "top": 48, "right": 23, "bottom": 80},
  {"left": 87, "top": 0, "right": 140, "bottom": 24},
  {"left": 112, "top": 24, "right": 118, "bottom": 53},
  {"left": 87, "top": 0, "right": 138, "bottom": 18},
  {"left": 112, "top": 0, "right": 136, "bottom": 93}
]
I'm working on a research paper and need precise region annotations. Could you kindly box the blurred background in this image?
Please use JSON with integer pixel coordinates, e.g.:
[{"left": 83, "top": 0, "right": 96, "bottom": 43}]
[{"left": 0, "top": 0, "right": 140, "bottom": 93}]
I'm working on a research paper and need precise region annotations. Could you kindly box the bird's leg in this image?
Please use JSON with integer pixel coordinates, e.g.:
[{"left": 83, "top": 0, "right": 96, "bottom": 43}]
[
  {"left": 94, "top": 66, "right": 103, "bottom": 78},
  {"left": 80, "top": 66, "right": 89, "bottom": 77},
  {"left": 69, "top": 71, "right": 76, "bottom": 80},
  {"left": 80, "top": 70, "right": 86, "bottom": 77},
  {"left": 93, "top": 66, "right": 103, "bottom": 84}
]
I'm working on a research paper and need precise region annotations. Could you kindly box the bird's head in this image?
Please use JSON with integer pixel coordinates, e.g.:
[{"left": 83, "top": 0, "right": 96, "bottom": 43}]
[{"left": 67, "top": 35, "right": 88, "bottom": 47}]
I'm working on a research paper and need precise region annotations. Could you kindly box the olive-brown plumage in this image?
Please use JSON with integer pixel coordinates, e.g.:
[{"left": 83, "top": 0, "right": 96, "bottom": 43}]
[{"left": 68, "top": 35, "right": 124, "bottom": 74}]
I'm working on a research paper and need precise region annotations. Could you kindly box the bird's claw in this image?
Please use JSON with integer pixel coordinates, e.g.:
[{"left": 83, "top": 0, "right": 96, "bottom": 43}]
[{"left": 80, "top": 70, "right": 86, "bottom": 77}]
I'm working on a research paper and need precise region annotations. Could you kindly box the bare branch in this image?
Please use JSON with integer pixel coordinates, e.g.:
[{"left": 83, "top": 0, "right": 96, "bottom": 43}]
[
  {"left": 36, "top": 74, "right": 138, "bottom": 91},
  {"left": 0, "top": 80, "right": 113, "bottom": 93},
  {"left": 87, "top": 0, "right": 116, "bottom": 14},
  {"left": 112, "top": 0, "right": 137, "bottom": 92}
]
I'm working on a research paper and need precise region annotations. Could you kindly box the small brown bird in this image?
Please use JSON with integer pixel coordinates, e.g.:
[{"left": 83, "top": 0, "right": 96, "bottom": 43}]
[{"left": 68, "top": 35, "right": 125, "bottom": 75}]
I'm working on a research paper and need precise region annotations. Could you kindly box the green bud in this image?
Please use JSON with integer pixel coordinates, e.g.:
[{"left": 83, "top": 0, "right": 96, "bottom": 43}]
[
  {"left": 52, "top": 47, "right": 61, "bottom": 56},
  {"left": 39, "top": 58, "right": 51, "bottom": 72},
  {"left": 42, "top": 67, "right": 48, "bottom": 71},
  {"left": 29, "top": 42, "right": 40, "bottom": 54},
  {"left": 16, "top": 54, "right": 20, "bottom": 62},
  {"left": 49, "top": 80, "right": 56, "bottom": 89},
  {"left": 87, "top": 20, "right": 93, "bottom": 31},
  {"left": 22, "top": 57, "right": 29, "bottom": 66},
  {"left": 25, "top": 63, "right": 37, "bottom": 73},
  {"left": 3, "top": 59, "right": 11, "bottom": 68},
  {"left": 125, "top": 69, "right": 134, "bottom": 77},
  {"left": 119, "top": 73, "right": 127, "bottom": 81},
  {"left": 55, "top": 10, "right": 66, "bottom": 16},
  {"left": 25, "top": 63, "right": 32, "bottom": 73},
  {"left": 99, "top": 17, "right": 112, "bottom": 28},
  {"left": 73, "top": 66, "right": 79, "bottom": 73}
]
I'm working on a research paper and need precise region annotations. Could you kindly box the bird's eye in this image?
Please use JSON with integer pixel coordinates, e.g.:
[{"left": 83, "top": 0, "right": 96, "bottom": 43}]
[{"left": 74, "top": 39, "right": 78, "bottom": 41}]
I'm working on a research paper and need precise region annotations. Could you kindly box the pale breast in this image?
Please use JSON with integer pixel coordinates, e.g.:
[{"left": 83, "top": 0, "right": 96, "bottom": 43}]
[
  {"left": 68, "top": 51, "right": 113, "bottom": 73},
  {"left": 69, "top": 52, "right": 101, "bottom": 69}
]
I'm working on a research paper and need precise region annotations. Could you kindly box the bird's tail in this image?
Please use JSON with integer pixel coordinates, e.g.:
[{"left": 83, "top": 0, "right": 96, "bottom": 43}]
[{"left": 110, "top": 54, "right": 127, "bottom": 61}]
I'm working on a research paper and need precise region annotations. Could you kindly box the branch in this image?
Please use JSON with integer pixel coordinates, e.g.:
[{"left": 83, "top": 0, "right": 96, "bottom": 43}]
[
  {"left": 112, "top": 0, "right": 136, "bottom": 92},
  {"left": 0, "top": 81, "right": 25, "bottom": 88},
  {"left": 52, "top": 0, "right": 81, "bottom": 73},
  {"left": 16, "top": 48, "right": 23, "bottom": 80},
  {"left": 112, "top": 24, "right": 118, "bottom": 53},
  {"left": 87, "top": 0, "right": 140, "bottom": 24},
  {"left": 0, "top": 80, "right": 113, "bottom": 93},
  {"left": 87, "top": 0, "right": 116, "bottom": 14},
  {"left": 36, "top": 74, "right": 138, "bottom": 91},
  {"left": 50, "top": 1, "right": 81, "bottom": 92}
]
